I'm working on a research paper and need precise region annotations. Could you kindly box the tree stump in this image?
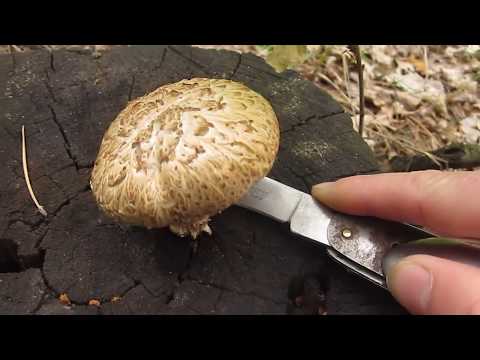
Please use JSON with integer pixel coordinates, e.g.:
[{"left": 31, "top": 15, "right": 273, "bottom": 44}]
[{"left": 0, "top": 45, "right": 406, "bottom": 314}]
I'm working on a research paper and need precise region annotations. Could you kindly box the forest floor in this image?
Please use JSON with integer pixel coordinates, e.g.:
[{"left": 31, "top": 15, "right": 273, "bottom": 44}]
[
  {"left": 3, "top": 45, "right": 480, "bottom": 169},
  {"left": 197, "top": 45, "right": 480, "bottom": 169}
]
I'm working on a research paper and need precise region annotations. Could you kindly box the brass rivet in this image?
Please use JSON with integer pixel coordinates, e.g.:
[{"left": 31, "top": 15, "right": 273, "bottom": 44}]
[{"left": 342, "top": 228, "right": 352, "bottom": 238}]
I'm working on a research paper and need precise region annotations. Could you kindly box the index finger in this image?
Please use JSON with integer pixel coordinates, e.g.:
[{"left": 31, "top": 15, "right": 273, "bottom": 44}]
[{"left": 311, "top": 170, "right": 480, "bottom": 239}]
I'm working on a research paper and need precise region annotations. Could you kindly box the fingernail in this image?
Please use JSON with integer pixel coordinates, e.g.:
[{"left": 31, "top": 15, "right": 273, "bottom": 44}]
[
  {"left": 384, "top": 257, "right": 433, "bottom": 313},
  {"left": 311, "top": 182, "right": 335, "bottom": 201}
]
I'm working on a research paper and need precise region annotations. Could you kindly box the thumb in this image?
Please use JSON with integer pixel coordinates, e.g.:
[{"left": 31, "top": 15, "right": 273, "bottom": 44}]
[{"left": 384, "top": 254, "right": 480, "bottom": 314}]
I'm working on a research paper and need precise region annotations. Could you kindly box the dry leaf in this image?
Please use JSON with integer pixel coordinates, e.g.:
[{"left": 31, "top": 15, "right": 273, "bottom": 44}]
[
  {"left": 438, "top": 119, "right": 448, "bottom": 129},
  {"left": 306, "top": 45, "right": 322, "bottom": 53},
  {"left": 266, "top": 45, "right": 308, "bottom": 72},
  {"left": 393, "top": 45, "right": 425, "bottom": 58},
  {"left": 388, "top": 71, "right": 425, "bottom": 93},
  {"left": 364, "top": 45, "right": 394, "bottom": 66},
  {"left": 447, "top": 90, "right": 478, "bottom": 104},
  {"left": 449, "top": 103, "right": 467, "bottom": 119},
  {"left": 407, "top": 55, "right": 427, "bottom": 76},
  {"left": 88, "top": 299, "right": 101, "bottom": 307},
  {"left": 465, "top": 45, "right": 480, "bottom": 55},
  {"left": 441, "top": 66, "right": 464, "bottom": 85},
  {"left": 461, "top": 116, "right": 480, "bottom": 143},
  {"left": 445, "top": 46, "right": 460, "bottom": 58},
  {"left": 387, "top": 72, "right": 447, "bottom": 115},
  {"left": 59, "top": 293, "right": 71, "bottom": 306},
  {"left": 441, "top": 66, "right": 477, "bottom": 92},
  {"left": 111, "top": 296, "right": 122, "bottom": 303},
  {"left": 365, "top": 86, "right": 394, "bottom": 108},
  {"left": 395, "top": 91, "right": 422, "bottom": 110},
  {"left": 394, "top": 60, "right": 416, "bottom": 76}
]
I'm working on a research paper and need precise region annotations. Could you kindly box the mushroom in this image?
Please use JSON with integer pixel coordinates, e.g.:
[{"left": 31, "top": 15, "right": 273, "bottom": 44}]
[{"left": 90, "top": 78, "right": 280, "bottom": 238}]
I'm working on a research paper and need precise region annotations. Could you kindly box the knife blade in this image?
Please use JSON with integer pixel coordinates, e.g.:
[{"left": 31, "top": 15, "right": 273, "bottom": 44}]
[
  {"left": 235, "top": 176, "right": 435, "bottom": 288},
  {"left": 236, "top": 177, "right": 332, "bottom": 246}
]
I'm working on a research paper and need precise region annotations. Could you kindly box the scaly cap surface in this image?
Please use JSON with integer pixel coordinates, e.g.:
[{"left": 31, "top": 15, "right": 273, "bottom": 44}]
[{"left": 90, "top": 78, "right": 280, "bottom": 238}]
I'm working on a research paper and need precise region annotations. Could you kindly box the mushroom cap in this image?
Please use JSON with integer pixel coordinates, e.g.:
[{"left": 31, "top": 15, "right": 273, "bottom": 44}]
[{"left": 90, "top": 78, "right": 280, "bottom": 237}]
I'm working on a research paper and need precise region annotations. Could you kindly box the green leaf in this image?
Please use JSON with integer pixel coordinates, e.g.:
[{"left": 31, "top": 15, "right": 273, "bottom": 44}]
[{"left": 265, "top": 45, "right": 308, "bottom": 72}]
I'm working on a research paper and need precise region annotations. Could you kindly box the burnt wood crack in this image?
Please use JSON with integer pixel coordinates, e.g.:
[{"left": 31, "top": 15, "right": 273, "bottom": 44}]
[{"left": 47, "top": 105, "right": 79, "bottom": 170}]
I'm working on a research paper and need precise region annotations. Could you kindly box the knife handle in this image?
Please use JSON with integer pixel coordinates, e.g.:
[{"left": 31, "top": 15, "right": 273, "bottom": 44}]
[{"left": 325, "top": 212, "right": 480, "bottom": 289}]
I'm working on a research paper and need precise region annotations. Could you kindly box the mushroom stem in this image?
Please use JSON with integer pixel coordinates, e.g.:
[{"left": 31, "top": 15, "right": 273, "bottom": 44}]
[{"left": 169, "top": 217, "right": 212, "bottom": 239}]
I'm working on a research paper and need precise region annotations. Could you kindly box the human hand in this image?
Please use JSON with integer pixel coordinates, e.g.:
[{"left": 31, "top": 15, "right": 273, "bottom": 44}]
[{"left": 311, "top": 170, "right": 480, "bottom": 315}]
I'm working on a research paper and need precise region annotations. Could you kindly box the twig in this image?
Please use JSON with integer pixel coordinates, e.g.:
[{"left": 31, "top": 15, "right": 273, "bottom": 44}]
[
  {"left": 342, "top": 52, "right": 352, "bottom": 99},
  {"left": 341, "top": 48, "right": 356, "bottom": 117},
  {"left": 423, "top": 46, "right": 429, "bottom": 79},
  {"left": 350, "top": 45, "right": 365, "bottom": 138},
  {"left": 21, "top": 125, "right": 48, "bottom": 217}
]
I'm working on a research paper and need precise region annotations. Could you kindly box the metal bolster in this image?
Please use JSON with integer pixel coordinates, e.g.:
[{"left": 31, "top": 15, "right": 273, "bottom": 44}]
[{"left": 326, "top": 248, "right": 387, "bottom": 289}]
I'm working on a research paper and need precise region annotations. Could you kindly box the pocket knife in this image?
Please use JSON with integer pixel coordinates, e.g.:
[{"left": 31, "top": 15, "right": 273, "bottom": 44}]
[{"left": 236, "top": 177, "right": 480, "bottom": 289}]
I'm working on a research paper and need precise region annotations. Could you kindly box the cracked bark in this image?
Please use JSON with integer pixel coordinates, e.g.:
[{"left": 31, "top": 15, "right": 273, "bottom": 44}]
[
  {"left": 168, "top": 45, "right": 209, "bottom": 72},
  {"left": 127, "top": 75, "right": 136, "bottom": 101},
  {"left": 213, "top": 289, "right": 224, "bottom": 312},
  {"left": 284, "top": 164, "right": 311, "bottom": 192},
  {"left": 47, "top": 105, "right": 79, "bottom": 171},
  {"left": 37, "top": 255, "right": 139, "bottom": 308},
  {"left": 229, "top": 53, "right": 242, "bottom": 79},
  {"left": 209, "top": 232, "right": 239, "bottom": 282},
  {"left": 44, "top": 73, "right": 58, "bottom": 103},
  {"left": 31, "top": 290, "right": 48, "bottom": 314},
  {"left": 280, "top": 111, "right": 344, "bottom": 134},
  {"left": 49, "top": 51, "right": 55, "bottom": 72},
  {"left": 6, "top": 217, "right": 44, "bottom": 233},
  {"left": 242, "top": 61, "right": 285, "bottom": 81},
  {"left": 151, "top": 47, "right": 168, "bottom": 72},
  {"left": 39, "top": 266, "right": 70, "bottom": 303},
  {"left": 49, "top": 185, "right": 90, "bottom": 217},
  {"left": 185, "top": 277, "right": 287, "bottom": 306},
  {"left": 32, "top": 163, "right": 75, "bottom": 181},
  {"left": 164, "top": 239, "right": 200, "bottom": 305}
]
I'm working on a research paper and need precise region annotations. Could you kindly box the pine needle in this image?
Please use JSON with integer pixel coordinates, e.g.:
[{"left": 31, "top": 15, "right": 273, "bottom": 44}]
[{"left": 21, "top": 125, "right": 47, "bottom": 217}]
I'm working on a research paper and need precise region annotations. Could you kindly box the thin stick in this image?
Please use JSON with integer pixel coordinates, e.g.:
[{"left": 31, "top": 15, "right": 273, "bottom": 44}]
[
  {"left": 342, "top": 52, "right": 352, "bottom": 99},
  {"left": 21, "top": 126, "right": 47, "bottom": 217},
  {"left": 350, "top": 45, "right": 365, "bottom": 138},
  {"left": 341, "top": 53, "right": 356, "bottom": 116},
  {"left": 423, "top": 46, "right": 429, "bottom": 79}
]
